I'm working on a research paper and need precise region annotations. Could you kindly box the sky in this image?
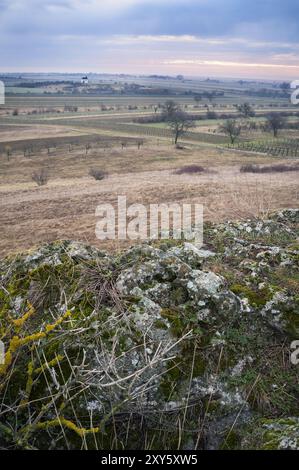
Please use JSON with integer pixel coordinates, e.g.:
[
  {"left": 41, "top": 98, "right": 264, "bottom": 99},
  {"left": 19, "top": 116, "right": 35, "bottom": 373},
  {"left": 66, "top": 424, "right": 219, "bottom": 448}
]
[{"left": 0, "top": 0, "right": 299, "bottom": 79}]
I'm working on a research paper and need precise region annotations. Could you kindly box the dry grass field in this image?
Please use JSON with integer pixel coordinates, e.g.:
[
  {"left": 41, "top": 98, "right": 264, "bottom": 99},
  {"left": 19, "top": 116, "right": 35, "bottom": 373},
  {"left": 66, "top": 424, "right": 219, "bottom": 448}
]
[
  {"left": 0, "top": 123, "right": 86, "bottom": 142},
  {"left": 1, "top": 81, "right": 298, "bottom": 257},
  {"left": 1, "top": 141, "right": 298, "bottom": 256}
]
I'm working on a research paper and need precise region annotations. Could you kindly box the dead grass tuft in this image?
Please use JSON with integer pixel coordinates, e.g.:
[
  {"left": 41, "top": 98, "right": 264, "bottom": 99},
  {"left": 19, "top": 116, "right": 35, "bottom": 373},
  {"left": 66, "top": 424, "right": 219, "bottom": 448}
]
[
  {"left": 174, "top": 164, "right": 205, "bottom": 175},
  {"left": 89, "top": 168, "right": 108, "bottom": 181},
  {"left": 32, "top": 168, "right": 49, "bottom": 186},
  {"left": 240, "top": 163, "right": 299, "bottom": 174}
]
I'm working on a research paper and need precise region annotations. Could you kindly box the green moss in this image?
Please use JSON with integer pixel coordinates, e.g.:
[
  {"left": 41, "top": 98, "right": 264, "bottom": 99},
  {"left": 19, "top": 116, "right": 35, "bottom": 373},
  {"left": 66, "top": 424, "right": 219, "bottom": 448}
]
[
  {"left": 160, "top": 308, "right": 185, "bottom": 336},
  {"left": 287, "top": 243, "right": 299, "bottom": 251},
  {"left": 7, "top": 277, "right": 30, "bottom": 297},
  {"left": 154, "top": 319, "right": 168, "bottom": 330},
  {"left": 159, "top": 359, "right": 181, "bottom": 400},
  {"left": 283, "top": 309, "right": 299, "bottom": 338},
  {"left": 152, "top": 239, "right": 183, "bottom": 251},
  {"left": 192, "top": 356, "right": 206, "bottom": 377},
  {"left": 260, "top": 418, "right": 299, "bottom": 450},
  {"left": 180, "top": 340, "right": 207, "bottom": 376},
  {"left": 230, "top": 284, "right": 273, "bottom": 307},
  {"left": 159, "top": 344, "right": 208, "bottom": 402},
  {"left": 269, "top": 267, "right": 299, "bottom": 294},
  {"left": 0, "top": 290, "right": 10, "bottom": 325},
  {"left": 205, "top": 399, "right": 221, "bottom": 415},
  {"left": 228, "top": 363, "right": 299, "bottom": 417},
  {"left": 220, "top": 430, "right": 240, "bottom": 450},
  {"left": 171, "top": 287, "right": 188, "bottom": 305}
]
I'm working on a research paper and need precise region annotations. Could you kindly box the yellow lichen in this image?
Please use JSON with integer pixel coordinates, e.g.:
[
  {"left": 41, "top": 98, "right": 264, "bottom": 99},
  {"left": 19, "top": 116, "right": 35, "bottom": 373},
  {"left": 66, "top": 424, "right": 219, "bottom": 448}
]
[
  {"left": 11, "top": 303, "right": 35, "bottom": 330},
  {"left": 0, "top": 310, "right": 72, "bottom": 377},
  {"left": 45, "top": 310, "right": 72, "bottom": 333},
  {"left": 0, "top": 333, "right": 46, "bottom": 376},
  {"left": 20, "top": 360, "right": 34, "bottom": 407},
  {"left": 35, "top": 417, "right": 100, "bottom": 438},
  {"left": 34, "top": 354, "right": 64, "bottom": 375}
]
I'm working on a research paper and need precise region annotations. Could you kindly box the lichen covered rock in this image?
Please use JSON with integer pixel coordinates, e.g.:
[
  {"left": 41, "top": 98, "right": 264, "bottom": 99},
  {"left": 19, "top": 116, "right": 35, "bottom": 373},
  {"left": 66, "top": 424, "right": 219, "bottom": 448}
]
[{"left": 0, "top": 210, "right": 298, "bottom": 450}]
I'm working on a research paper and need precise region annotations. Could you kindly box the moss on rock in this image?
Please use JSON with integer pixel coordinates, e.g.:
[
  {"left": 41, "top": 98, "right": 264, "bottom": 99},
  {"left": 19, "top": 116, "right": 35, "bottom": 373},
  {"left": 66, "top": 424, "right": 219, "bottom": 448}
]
[{"left": 0, "top": 210, "right": 298, "bottom": 450}]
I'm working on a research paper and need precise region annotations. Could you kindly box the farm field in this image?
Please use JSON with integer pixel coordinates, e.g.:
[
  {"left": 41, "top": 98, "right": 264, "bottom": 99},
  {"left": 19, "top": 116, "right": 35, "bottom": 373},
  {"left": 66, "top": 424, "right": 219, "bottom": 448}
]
[
  {"left": 0, "top": 123, "right": 87, "bottom": 142},
  {"left": 1, "top": 141, "right": 298, "bottom": 256},
  {"left": 1, "top": 74, "right": 299, "bottom": 256}
]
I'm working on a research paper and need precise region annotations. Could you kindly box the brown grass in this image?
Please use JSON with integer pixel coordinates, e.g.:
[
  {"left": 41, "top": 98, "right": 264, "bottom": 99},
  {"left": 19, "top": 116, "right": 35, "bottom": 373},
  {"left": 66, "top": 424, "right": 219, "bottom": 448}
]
[
  {"left": 0, "top": 123, "right": 85, "bottom": 143},
  {"left": 32, "top": 168, "right": 49, "bottom": 186},
  {"left": 0, "top": 141, "right": 298, "bottom": 256},
  {"left": 89, "top": 168, "right": 108, "bottom": 181},
  {"left": 240, "top": 162, "right": 299, "bottom": 173},
  {"left": 0, "top": 141, "right": 289, "bottom": 186},
  {"left": 174, "top": 165, "right": 205, "bottom": 175}
]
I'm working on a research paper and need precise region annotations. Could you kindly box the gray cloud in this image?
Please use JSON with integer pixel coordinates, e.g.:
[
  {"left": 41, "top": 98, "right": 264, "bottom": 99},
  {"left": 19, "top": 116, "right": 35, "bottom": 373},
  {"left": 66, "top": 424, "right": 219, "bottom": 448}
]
[{"left": 0, "top": 0, "right": 298, "bottom": 77}]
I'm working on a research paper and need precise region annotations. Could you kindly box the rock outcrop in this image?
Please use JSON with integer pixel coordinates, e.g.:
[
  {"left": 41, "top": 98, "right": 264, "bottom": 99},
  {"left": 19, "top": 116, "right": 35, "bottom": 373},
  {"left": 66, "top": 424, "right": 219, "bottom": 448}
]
[{"left": 0, "top": 209, "right": 298, "bottom": 450}]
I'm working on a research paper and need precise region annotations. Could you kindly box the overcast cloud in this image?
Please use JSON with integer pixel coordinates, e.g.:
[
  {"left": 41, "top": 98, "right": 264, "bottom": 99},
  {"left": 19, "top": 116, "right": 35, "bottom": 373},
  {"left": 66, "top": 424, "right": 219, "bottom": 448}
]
[{"left": 0, "top": 0, "right": 298, "bottom": 78}]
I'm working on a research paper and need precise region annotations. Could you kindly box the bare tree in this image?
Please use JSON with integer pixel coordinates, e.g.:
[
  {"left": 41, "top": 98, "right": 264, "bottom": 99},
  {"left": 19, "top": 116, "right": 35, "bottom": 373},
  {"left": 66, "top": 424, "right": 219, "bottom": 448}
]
[
  {"left": 220, "top": 119, "right": 241, "bottom": 144},
  {"left": 194, "top": 94, "right": 202, "bottom": 105},
  {"left": 203, "top": 91, "right": 215, "bottom": 103},
  {"left": 237, "top": 102, "right": 255, "bottom": 118},
  {"left": 167, "top": 110, "right": 195, "bottom": 145},
  {"left": 85, "top": 143, "right": 91, "bottom": 155},
  {"left": 23, "top": 146, "right": 30, "bottom": 158},
  {"left": 32, "top": 168, "right": 49, "bottom": 186},
  {"left": 266, "top": 113, "right": 286, "bottom": 138},
  {"left": 279, "top": 82, "right": 290, "bottom": 91},
  {"left": 161, "top": 100, "right": 179, "bottom": 120},
  {"left": 162, "top": 101, "right": 195, "bottom": 145},
  {"left": 4, "top": 145, "right": 12, "bottom": 161}
]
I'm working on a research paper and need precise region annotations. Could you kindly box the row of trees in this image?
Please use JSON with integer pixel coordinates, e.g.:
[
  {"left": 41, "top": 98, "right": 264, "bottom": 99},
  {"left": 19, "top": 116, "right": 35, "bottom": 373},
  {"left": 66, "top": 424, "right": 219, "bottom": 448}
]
[
  {"left": 161, "top": 100, "right": 288, "bottom": 145},
  {"left": 220, "top": 111, "right": 287, "bottom": 144}
]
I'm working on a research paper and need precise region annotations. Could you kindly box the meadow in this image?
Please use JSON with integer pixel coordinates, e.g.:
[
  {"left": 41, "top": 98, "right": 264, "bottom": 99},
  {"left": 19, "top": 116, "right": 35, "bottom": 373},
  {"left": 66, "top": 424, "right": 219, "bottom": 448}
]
[{"left": 1, "top": 74, "right": 298, "bottom": 256}]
